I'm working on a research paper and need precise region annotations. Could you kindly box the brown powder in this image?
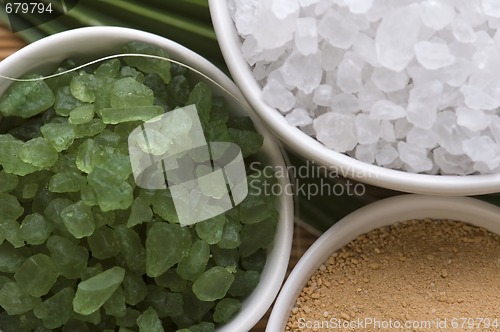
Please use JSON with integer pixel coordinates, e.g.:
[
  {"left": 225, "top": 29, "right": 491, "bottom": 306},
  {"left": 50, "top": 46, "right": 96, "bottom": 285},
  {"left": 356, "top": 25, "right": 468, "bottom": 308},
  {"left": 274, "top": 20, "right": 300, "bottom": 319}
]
[{"left": 286, "top": 219, "right": 500, "bottom": 332}]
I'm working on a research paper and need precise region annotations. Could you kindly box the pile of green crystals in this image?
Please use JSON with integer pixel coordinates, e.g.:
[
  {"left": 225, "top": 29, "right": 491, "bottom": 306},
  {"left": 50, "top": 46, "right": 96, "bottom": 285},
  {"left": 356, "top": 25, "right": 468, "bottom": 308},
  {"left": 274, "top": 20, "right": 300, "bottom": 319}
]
[{"left": 0, "top": 41, "right": 278, "bottom": 332}]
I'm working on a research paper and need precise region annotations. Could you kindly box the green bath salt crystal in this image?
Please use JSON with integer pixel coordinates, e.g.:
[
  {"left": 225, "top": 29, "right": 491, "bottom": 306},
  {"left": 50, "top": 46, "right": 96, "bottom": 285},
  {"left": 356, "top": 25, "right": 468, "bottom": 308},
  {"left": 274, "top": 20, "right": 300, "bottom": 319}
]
[
  {"left": 213, "top": 298, "right": 241, "bottom": 323},
  {"left": 0, "top": 171, "right": 18, "bottom": 193},
  {"left": 19, "top": 137, "right": 59, "bottom": 168},
  {"left": 146, "top": 222, "right": 191, "bottom": 277},
  {"left": 73, "top": 266, "right": 125, "bottom": 315},
  {"left": 127, "top": 196, "right": 153, "bottom": 227},
  {"left": 54, "top": 86, "right": 84, "bottom": 116},
  {"left": 76, "top": 139, "right": 102, "bottom": 174},
  {"left": 14, "top": 254, "right": 58, "bottom": 297},
  {"left": 176, "top": 240, "right": 210, "bottom": 282},
  {"left": 137, "top": 307, "right": 164, "bottom": 332},
  {"left": 20, "top": 213, "right": 52, "bottom": 245},
  {"left": 70, "top": 72, "right": 103, "bottom": 103},
  {"left": 0, "top": 135, "right": 38, "bottom": 176},
  {"left": 33, "top": 287, "right": 74, "bottom": 329},
  {"left": 47, "top": 235, "right": 89, "bottom": 279},
  {"left": 0, "top": 192, "right": 24, "bottom": 220},
  {"left": 0, "top": 282, "right": 41, "bottom": 315},
  {"left": 122, "top": 272, "right": 148, "bottom": 306},
  {"left": 60, "top": 201, "right": 95, "bottom": 239},
  {"left": 87, "top": 226, "right": 119, "bottom": 260},
  {"left": 0, "top": 219, "right": 23, "bottom": 248},
  {"left": 49, "top": 171, "right": 86, "bottom": 193},
  {"left": 103, "top": 286, "right": 126, "bottom": 317},
  {"left": 0, "top": 77, "right": 54, "bottom": 118},
  {"left": 115, "top": 226, "right": 146, "bottom": 274},
  {"left": 99, "top": 105, "right": 164, "bottom": 124},
  {"left": 0, "top": 242, "right": 27, "bottom": 273},
  {"left": 40, "top": 122, "right": 76, "bottom": 152},
  {"left": 192, "top": 266, "right": 235, "bottom": 302},
  {"left": 110, "top": 77, "right": 154, "bottom": 108},
  {"left": 121, "top": 41, "right": 171, "bottom": 83},
  {"left": 69, "top": 104, "right": 95, "bottom": 124}
]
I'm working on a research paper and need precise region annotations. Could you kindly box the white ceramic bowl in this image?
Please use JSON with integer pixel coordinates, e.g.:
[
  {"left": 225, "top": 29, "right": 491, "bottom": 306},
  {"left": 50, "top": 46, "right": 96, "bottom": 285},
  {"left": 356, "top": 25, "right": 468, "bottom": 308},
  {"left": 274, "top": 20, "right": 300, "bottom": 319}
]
[
  {"left": 209, "top": 1, "right": 500, "bottom": 196},
  {"left": 0, "top": 26, "right": 294, "bottom": 332},
  {"left": 266, "top": 194, "right": 500, "bottom": 331}
]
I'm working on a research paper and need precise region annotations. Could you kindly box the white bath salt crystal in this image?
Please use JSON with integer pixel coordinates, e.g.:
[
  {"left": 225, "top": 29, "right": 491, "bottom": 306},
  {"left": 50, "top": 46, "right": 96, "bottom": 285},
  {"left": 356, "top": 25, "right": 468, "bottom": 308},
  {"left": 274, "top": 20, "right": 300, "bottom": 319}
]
[
  {"left": 489, "top": 17, "right": 500, "bottom": 29},
  {"left": 271, "top": 0, "right": 299, "bottom": 19},
  {"left": 435, "top": 111, "right": 469, "bottom": 155},
  {"left": 343, "top": 0, "right": 373, "bottom": 14},
  {"left": 315, "top": 0, "right": 337, "bottom": 15},
  {"left": 438, "top": 86, "right": 463, "bottom": 111},
  {"left": 473, "top": 161, "right": 500, "bottom": 174},
  {"left": 314, "top": 113, "right": 358, "bottom": 152},
  {"left": 313, "top": 85, "right": 333, "bottom": 107},
  {"left": 241, "top": 35, "right": 262, "bottom": 66},
  {"left": 318, "top": 8, "right": 359, "bottom": 49},
  {"left": 281, "top": 51, "right": 322, "bottom": 94},
  {"left": 433, "top": 148, "right": 474, "bottom": 175},
  {"left": 295, "top": 90, "right": 315, "bottom": 110},
  {"left": 355, "top": 144, "right": 376, "bottom": 163},
  {"left": 375, "top": 143, "right": 398, "bottom": 165},
  {"left": 358, "top": 82, "right": 385, "bottom": 112},
  {"left": 256, "top": 44, "right": 290, "bottom": 63},
  {"left": 414, "top": 41, "right": 456, "bottom": 70},
  {"left": 352, "top": 33, "right": 379, "bottom": 67},
  {"left": 442, "top": 58, "right": 474, "bottom": 87},
  {"left": 482, "top": 0, "right": 500, "bottom": 18},
  {"left": 321, "top": 43, "right": 343, "bottom": 71},
  {"left": 407, "top": 81, "right": 443, "bottom": 130},
  {"left": 455, "top": 1, "right": 488, "bottom": 26},
  {"left": 419, "top": 1, "right": 455, "bottom": 30},
  {"left": 253, "top": 63, "right": 267, "bottom": 81},
  {"left": 295, "top": 17, "right": 318, "bottom": 55},
  {"left": 375, "top": 4, "right": 422, "bottom": 71},
  {"left": 490, "top": 117, "right": 500, "bottom": 143},
  {"left": 355, "top": 113, "right": 380, "bottom": 144},
  {"left": 380, "top": 120, "right": 396, "bottom": 142},
  {"left": 337, "top": 52, "right": 365, "bottom": 93},
  {"left": 252, "top": 2, "right": 297, "bottom": 49},
  {"left": 405, "top": 65, "right": 441, "bottom": 86},
  {"left": 371, "top": 67, "right": 409, "bottom": 93},
  {"left": 451, "top": 20, "right": 477, "bottom": 43},
  {"left": 463, "top": 136, "right": 500, "bottom": 170},
  {"left": 387, "top": 88, "right": 410, "bottom": 106},
  {"left": 364, "top": 0, "right": 386, "bottom": 22},
  {"left": 233, "top": 0, "right": 262, "bottom": 35},
  {"left": 286, "top": 108, "right": 313, "bottom": 127},
  {"left": 397, "top": 141, "right": 433, "bottom": 173},
  {"left": 461, "top": 85, "right": 500, "bottom": 110},
  {"left": 394, "top": 118, "right": 412, "bottom": 140},
  {"left": 406, "top": 127, "right": 438, "bottom": 149},
  {"left": 330, "top": 93, "right": 359, "bottom": 113},
  {"left": 299, "top": 0, "right": 321, "bottom": 6},
  {"left": 262, "top": 79, "right": 296, "bottom": 113},
  {"left": 369, "top": 100, "right": 406, "bottom": 120},
  {"left": 456, "top": 107, "right": 491, "bottom": 132}
]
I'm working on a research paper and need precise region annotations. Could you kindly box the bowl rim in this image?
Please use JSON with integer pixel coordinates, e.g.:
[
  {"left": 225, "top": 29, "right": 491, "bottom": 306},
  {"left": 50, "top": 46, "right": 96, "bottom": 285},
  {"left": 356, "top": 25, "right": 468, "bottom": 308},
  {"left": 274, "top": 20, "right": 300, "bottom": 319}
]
[
  {"left": 266, "top": 194, "right": 500, "bottom": 331},
  {"left": 0, "top": 26, "right": 295, "bottom": 332},
  {"left": 208, "top": 1, "right": 500, "bottom": 196}
]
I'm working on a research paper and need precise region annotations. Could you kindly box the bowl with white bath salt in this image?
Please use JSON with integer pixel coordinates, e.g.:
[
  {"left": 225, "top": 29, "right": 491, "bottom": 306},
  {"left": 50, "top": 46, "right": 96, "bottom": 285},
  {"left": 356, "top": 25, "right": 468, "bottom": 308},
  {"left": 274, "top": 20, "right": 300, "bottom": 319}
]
[
  {"left": 209, "top": 0, "right": 500, "bottom": 195},
  {"left": 266, "top": 195, "right": 500, "bottom": 331}
]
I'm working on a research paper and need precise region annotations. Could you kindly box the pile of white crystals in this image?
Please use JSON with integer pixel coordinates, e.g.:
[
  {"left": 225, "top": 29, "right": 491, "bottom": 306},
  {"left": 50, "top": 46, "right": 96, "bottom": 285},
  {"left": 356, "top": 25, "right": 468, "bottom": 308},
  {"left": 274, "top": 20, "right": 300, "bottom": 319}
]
[{"left": 229, "top": 0, "right": 500, "bottom": 175}]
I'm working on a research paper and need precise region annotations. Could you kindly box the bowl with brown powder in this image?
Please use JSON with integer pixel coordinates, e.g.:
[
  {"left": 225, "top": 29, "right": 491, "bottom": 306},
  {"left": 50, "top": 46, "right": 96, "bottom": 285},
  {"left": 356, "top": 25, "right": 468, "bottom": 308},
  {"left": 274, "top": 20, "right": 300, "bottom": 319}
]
[{"left": 267, "top": 195, "right": 500, "bottom": 332}]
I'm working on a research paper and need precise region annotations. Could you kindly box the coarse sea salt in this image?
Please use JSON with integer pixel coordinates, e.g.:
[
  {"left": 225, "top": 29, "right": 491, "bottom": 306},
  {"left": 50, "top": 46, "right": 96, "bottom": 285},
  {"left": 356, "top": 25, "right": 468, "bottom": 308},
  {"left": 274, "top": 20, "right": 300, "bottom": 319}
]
[{"left": 230, "top": 0, "right": 500, "bottom": 175}]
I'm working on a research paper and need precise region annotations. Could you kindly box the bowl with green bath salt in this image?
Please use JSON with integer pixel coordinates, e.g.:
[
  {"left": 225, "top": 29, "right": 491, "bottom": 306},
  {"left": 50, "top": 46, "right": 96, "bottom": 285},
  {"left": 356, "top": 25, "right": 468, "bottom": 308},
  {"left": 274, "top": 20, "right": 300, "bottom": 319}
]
[{"left": 0, "top": 27, "right": 294, "bottom": 332}]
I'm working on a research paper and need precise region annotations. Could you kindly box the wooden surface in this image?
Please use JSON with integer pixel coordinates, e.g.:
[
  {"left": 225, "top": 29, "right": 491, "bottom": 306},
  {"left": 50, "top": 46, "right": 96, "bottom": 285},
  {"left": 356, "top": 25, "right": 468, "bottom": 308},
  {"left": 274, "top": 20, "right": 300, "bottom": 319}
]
[{"left": 0, "top": 24, "right": 320, "bottom": 332}]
